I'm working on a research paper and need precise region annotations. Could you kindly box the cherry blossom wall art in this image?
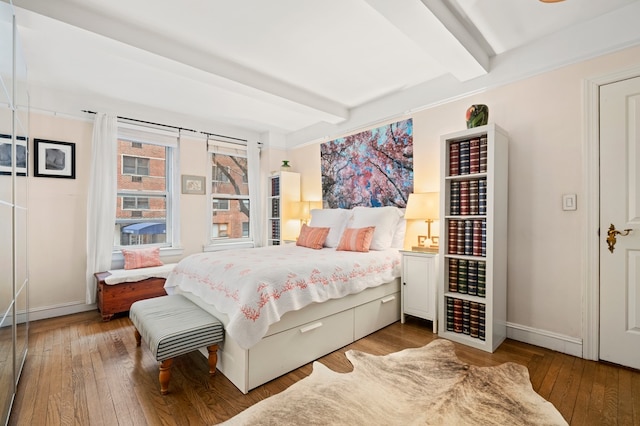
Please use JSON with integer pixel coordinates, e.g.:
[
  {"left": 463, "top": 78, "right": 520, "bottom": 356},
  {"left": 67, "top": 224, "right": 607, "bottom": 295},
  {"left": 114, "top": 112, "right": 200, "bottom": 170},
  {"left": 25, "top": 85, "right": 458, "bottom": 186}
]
[{"left": 321, "top": 119, "right": 413, "bottom": 208}]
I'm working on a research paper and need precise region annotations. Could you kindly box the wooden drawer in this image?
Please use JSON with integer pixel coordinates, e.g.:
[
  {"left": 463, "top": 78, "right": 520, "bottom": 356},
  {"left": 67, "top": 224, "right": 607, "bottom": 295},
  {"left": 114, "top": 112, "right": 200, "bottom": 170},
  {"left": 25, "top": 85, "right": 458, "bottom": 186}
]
[
  {"left": 354, "top": 291, "right": 400, "bottom": 340},
  {"left": 248, "top": 308, "right": 354, "bottom": 389}
]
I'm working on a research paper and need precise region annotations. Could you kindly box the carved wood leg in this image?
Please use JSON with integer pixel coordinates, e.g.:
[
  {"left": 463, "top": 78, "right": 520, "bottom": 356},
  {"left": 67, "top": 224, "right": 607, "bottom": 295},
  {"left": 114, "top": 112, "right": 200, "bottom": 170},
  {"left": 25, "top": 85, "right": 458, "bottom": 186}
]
[
  {"left": 102, "top": 314, "right": 114, "bottom": 322},
  {"left": 207, "top": 344, "right": 219, "bottom": 375},
  {"left": 159, "top": 358, "right": 173, "bottom": 395},
  {"left": 134, "top": 329, "right": 141, "bottom": 347}
]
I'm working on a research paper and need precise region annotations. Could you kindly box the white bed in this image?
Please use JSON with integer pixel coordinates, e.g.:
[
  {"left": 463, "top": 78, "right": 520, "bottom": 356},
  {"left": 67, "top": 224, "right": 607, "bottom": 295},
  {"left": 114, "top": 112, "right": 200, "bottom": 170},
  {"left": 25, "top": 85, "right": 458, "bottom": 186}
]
[{"left": 165, "top": 206, "right": 405, "bottom": 394}]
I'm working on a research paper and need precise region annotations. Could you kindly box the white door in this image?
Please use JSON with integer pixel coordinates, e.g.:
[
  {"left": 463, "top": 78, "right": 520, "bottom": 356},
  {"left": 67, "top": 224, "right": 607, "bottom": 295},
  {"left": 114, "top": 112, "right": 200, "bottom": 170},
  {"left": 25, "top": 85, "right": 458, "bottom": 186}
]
[{"left": 599, "top": 75, "right": 640, "bottom": 369}]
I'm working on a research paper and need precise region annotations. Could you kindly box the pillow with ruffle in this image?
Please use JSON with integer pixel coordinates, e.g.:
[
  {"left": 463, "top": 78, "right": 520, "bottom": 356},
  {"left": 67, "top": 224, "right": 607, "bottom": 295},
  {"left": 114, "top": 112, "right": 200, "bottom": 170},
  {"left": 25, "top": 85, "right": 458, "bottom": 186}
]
[
  {"left": 336, "top": 226, "right": 375, "bottom": 252},
  {"left": 296, "top": 224, "right": 330, "bottom": 250},
  {"left": 122, "top": 247, "right": 163, "bottom": 270}
]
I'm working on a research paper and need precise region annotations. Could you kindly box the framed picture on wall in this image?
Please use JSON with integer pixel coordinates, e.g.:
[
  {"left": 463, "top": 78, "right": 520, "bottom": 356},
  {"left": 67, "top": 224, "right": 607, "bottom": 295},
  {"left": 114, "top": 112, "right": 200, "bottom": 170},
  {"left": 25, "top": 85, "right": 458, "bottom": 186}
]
[
  {"left": 0, "top": 134, "right": 28, "bottom": 176},
  {"left": 181, "top": 174, "right": 206, "bottom": 194},
  {"left": 33, "top": 138, "right": 76, "bottom": 179}
]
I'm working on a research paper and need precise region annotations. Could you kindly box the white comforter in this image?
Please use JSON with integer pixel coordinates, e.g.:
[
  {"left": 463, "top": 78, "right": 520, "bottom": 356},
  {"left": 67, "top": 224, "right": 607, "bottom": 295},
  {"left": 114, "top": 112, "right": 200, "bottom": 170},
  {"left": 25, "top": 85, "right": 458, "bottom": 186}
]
[{"left": 164, "top": 245, "right": 401, "bottom": 350}]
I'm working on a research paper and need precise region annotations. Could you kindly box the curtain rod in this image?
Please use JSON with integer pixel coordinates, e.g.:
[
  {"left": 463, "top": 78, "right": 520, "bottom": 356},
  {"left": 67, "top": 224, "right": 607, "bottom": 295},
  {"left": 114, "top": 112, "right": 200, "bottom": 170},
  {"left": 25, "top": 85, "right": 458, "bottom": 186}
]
[{"left": 82, "top": 110, "right": 248, "bottom": 143}]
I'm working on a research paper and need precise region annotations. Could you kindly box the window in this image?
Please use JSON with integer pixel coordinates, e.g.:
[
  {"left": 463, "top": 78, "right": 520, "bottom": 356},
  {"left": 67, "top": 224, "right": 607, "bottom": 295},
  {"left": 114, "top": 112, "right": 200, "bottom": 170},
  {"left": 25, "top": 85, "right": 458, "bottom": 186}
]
[
  {"left": 115, "top": 124, "right": 178, "bottom": 249},
  {"left": 209, "top": 140, "right": 251, "bottom": 244}
]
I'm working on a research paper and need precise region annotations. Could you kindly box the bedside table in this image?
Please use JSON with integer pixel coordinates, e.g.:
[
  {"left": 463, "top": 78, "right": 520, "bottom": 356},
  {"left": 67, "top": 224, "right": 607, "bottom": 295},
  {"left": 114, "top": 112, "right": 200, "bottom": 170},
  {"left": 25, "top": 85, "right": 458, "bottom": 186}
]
[{"left": 400, "top": 250, "right": 438, "bottom": 333}]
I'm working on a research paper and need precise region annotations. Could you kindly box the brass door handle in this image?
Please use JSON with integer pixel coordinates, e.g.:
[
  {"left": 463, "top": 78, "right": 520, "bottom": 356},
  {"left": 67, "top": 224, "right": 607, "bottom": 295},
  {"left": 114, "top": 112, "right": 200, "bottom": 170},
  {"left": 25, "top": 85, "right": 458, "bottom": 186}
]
[{"left": 607, "top": 224, "right": 632, "bottom": 253}]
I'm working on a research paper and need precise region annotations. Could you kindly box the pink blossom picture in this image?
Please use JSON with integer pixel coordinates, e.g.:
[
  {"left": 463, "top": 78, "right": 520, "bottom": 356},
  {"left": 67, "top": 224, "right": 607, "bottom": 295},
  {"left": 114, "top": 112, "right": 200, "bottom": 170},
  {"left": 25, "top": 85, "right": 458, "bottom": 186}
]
[{"left": 321, "top": 119, "right": 413, "bottom": 208}]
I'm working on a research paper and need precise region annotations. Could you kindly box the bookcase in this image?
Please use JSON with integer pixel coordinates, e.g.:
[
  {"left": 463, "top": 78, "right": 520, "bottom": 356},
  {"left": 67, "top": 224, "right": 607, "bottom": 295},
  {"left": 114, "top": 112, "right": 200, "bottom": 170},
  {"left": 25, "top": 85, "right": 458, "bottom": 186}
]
[
  {"left": 267, "top": 171, "right": 301, "bottom": 245},
  {"left": 438, "top": 123, "right": 508, "bottom": 352}
]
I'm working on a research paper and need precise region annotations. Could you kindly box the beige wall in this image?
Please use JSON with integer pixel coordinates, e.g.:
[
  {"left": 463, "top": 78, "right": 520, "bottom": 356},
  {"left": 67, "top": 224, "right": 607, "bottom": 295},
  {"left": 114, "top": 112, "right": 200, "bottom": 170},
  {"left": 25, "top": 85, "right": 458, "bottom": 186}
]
[{"left": 289, "top": 44, "right": 640, "bottom": 346}]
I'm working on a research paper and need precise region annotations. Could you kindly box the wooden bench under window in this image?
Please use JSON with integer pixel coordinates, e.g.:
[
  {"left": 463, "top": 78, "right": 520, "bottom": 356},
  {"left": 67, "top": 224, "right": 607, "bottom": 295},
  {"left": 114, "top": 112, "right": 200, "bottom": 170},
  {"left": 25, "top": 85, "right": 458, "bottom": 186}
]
[{"left": 94, "top": 264, "right": 177, "bottom": 321}]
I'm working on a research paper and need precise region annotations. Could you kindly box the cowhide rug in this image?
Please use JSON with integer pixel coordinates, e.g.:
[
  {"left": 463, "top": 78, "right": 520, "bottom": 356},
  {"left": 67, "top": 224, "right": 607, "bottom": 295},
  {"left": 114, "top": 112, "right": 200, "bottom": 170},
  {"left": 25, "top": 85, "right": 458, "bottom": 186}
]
[{"left": 219, "top": 339, "right": 567, "bottom": 426}]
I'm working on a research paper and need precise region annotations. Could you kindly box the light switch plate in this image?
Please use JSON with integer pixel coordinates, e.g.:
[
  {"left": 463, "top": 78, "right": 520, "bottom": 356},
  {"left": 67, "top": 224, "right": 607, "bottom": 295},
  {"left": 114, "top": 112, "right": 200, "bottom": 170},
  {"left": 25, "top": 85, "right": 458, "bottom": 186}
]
[{"left": 562, "top": 194, "right": 577, "bottom": 211}]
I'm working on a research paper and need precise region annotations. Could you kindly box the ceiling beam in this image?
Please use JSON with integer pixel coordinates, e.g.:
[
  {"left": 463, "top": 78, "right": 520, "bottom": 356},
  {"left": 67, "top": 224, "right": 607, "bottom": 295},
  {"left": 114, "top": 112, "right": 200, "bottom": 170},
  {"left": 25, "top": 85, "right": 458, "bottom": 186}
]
[
  {"left": 364, "top": 0, "right": 489, "bottom": 81},
  {"left": 12, "top": 0, "right": 349, "bottom": 124}
]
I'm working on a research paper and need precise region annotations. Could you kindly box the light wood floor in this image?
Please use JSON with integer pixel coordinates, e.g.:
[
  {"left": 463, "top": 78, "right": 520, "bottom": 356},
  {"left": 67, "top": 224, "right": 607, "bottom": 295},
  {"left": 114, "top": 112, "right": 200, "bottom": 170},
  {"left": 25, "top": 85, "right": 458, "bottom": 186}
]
[{"left": 8, "top": 310, "right": 640, "bottom": 425}]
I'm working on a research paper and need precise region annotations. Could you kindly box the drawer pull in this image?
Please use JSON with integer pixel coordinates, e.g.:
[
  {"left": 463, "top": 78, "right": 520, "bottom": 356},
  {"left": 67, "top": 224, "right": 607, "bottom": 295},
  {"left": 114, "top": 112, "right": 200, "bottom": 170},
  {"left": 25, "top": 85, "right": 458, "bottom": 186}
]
[
  {"left": 300, "top": 322, "right": 323, "bottom": 333},
  {"left": 381, "top": 295, "right": 396, "bottom": 304}
]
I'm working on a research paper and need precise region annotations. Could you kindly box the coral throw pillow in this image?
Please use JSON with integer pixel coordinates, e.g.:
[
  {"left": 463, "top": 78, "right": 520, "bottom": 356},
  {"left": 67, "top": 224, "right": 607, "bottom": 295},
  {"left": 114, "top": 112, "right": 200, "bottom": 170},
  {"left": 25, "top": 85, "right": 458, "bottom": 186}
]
[
  {"left": 337, "top": 227, "right": 376, "bottom": 252},
  {"left": 122, "top": 247, "right": 163, "bottom": 270},
  {"left": 296, "top": 224, "right": 330, "bottom": 250}
]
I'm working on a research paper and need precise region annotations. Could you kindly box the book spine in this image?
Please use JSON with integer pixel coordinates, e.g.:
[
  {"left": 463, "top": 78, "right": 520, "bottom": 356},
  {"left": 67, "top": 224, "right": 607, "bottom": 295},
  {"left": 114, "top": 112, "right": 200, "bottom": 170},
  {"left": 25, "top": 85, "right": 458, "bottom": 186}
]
[
  {"left": 479, "top": 136, "right": 488, "bottom": 173},
  {"left": 464, "top": 220, "right": 473, "bottom": 256},
  {"left": 448, "top": 220, "right": 458, "bottom": 254},
  {"left": 479, "top": 303, "right": 486, "bottom": 340},
  {"left": 446, "top": 297, "right": 455, "bottom": 331},
  {"left": 450, "top": 181, "right": 460, "bottom": 215},
  {"left": 457, "top": 259, "right": 468, "bottom": 294},
  {"left": 469, "top": 138, "right": 480, "bottom": 174},
  {"left": 469, "top": 179, "right": 479, "bottom": 215},
  {"left": 459, "top": 140, "right": 470, "bottom": 175},
  {"left": 460, "top": 180, "right": 469, "bottom": 215},
  {"left": 478, "top": 178, "right": 487, "bottom": 215},
  {"left": 448, "top": 258, "right": 458, "bottom": 292},
  {"left": 449, "top": 142, "right": 460, "bottom": 176},
  {"left": 482, "top": 220, "right": 487, "bottom": 257},
  {"left": 456, "top": 220, "right": 465, "bottom": 255},
  {"left": 477, "top": 261, "right": 486, "bottom": 297},
  {"left": 462, "top": 300, "right": 471, "bottom": 335},
  {"left": 467, "top": 260, "right": 478, "bottom": 296},
  {"left": 272, "top": 177, "right": 280, "bottom": 196},
  {"left": 473, "top": 219, "right": 483, "bottom": 256},
  {"left": 470, "top": 301, "right": 480, "bottom": 338},
  {"left": 453, "top": 298, "right": 463, "bottom": 333}
]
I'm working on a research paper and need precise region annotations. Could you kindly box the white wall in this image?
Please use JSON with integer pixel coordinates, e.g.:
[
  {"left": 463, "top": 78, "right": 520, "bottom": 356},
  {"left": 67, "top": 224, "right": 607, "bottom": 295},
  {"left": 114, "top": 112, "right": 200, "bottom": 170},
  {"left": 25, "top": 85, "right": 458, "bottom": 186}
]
[{"left": 289, "top": 44, "right": 640, "bottom": 355}]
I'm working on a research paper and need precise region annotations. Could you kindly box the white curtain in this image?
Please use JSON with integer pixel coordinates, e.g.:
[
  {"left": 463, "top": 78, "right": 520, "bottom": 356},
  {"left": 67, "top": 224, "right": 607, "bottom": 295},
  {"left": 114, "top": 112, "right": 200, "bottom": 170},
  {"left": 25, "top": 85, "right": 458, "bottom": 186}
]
[
  {"left": 248, "top": 140, "right": 263, "bottom": 247},
  {"left": 85, "top": 113, "right": 118, "bottom": 304}
]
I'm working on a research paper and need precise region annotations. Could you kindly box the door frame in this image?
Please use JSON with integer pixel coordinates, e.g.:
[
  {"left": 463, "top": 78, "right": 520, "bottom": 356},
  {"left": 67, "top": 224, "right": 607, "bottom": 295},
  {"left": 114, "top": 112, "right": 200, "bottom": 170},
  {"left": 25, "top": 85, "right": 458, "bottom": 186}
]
[{"left": 583, "top": 65, "right": 640, "bottom": 360}]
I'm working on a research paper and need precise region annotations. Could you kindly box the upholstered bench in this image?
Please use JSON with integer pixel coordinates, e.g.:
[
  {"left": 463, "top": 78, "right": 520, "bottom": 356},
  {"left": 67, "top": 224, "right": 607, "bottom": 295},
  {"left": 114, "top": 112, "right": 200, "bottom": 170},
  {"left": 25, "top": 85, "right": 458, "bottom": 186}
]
[{"left": 129, "top": 294, "right": 224, "bottom": 395}]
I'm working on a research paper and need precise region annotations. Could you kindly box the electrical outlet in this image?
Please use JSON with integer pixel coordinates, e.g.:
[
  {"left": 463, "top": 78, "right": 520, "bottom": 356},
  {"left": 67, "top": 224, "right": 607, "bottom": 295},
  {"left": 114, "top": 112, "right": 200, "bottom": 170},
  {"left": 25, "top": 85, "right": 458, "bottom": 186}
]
[{"left": 562, "top": 194, "right": 577, "bottom": 211}]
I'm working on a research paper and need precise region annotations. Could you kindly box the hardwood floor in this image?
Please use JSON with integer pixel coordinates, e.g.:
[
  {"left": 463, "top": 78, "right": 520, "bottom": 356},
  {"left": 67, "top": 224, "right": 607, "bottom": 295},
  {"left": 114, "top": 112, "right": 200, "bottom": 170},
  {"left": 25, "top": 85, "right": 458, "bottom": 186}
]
[{"left": 8, "top": 310, "right": 640, "bottom": 425}]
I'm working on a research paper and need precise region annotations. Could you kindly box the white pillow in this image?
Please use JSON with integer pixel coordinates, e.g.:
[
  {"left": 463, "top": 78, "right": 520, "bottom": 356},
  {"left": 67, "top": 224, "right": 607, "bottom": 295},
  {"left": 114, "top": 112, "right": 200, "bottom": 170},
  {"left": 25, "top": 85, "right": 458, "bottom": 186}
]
[
  {"left": 309, "top": 208, "right": 352, "bottom": 248},
  {"left": 391, "top": 218, "right": 407, "bottom": 249},
  {"left": 350, "top": 206, "right": 403, "bottom": 250}
]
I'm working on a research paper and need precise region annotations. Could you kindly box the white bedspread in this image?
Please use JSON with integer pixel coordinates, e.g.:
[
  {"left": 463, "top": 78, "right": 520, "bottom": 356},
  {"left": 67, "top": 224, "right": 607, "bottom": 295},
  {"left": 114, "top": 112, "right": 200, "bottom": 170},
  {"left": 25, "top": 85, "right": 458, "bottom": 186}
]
[{"left": 164, "top": 245, "right": 401, "bottom": 350}]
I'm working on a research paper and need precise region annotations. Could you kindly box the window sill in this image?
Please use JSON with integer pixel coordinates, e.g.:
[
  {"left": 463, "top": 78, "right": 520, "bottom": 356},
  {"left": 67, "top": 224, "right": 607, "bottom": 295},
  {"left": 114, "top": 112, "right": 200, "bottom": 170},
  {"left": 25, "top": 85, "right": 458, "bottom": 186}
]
[{"left": 203, "top": 241, "right": 255, "bottom": 252}]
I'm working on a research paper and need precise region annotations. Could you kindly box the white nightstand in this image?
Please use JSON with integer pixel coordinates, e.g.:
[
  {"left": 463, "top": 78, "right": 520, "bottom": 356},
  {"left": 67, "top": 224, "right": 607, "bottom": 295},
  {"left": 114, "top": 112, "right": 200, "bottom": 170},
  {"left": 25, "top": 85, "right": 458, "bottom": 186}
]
[{"left": 400, "top": 250, "right": 438, "bottom": 333}]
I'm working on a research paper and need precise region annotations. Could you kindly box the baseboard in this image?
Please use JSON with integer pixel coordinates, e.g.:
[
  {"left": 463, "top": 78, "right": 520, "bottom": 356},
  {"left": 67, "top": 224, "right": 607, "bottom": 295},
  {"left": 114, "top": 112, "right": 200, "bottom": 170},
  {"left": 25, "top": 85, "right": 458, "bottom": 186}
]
[
  {"left": 28, "top": 301, "right": 97, "bottom": 322},
  {"left": 507, "top": 322, "right": 583, "bottom": 358}
]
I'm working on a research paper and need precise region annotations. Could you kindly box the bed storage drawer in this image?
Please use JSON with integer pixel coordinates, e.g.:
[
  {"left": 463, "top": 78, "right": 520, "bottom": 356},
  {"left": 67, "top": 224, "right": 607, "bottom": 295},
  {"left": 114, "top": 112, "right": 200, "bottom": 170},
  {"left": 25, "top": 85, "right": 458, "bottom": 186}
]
[
  {"left": 354, "top": 291, "right": 400, "bottom": 340},
  {"left": 248, "top": 308, "right": 354, "bottom": 389}
]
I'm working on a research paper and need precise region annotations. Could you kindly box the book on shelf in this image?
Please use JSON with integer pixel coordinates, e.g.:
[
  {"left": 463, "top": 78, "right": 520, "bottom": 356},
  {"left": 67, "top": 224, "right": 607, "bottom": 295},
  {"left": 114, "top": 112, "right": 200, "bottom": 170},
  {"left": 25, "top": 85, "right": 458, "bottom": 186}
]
[
  {"left": 479, "top": 136, "right": 488, "bottom": 173},
  {"left": 469, "top": 138, "right": 480, "bottom": 174},
  {"left": 449, "top": 142, "right": 460, "bottom": 176},
  {"left": 479, "top": 303, "right": 486, "bottom": 341},
  {"left": 448, "top": 258, "right": 458, "bottom": 292},
  {"left": 462, "top": 300, "right": 471, "bottom": 335},
  {"left": 453, "top": 298, "right": 463, "bottom": 333},
  {"left": 450, "top": 181, "right": 460, "bottom": 215},
  {"left": 459, "top": 181, "right": 469, "bottom": 215},
  {"left": 446, "top": 297, "right": 454, "bottom": 331},
  {"left": 469, "top": 179, "right": 479, "bottom": 215},
  {"left": 477, "top": 262, "right": 486, "bottom": 297},
  {"left": 479, "top": 178, "right": 487, "bottom": 215},
  {"left": 448, "top": 220, "right": 458, "bottom": 254},
  {"left": 467, "top": 260, "right": 478, "bottom": 296},
  {"left": 457, "top": 259, "right": 468, "bottom": 294},
  {"left": 473, "top": 220, "right": 483, "bottom": 257},
  {"left": 456, "top": 220, "right": 465, "bottom": 255},
  {"left": 464, "top": 220, "right": 473, "bottom": 256},
  {"left": 271, "top": 177, "right": 280, "bottom": 196},
  {"left": 482, "top": 220, "right": 487, "bottom": 257},
  {"left": 459, "top": 140, "right": 470, "bottom": 175},
  {"left": 470, "top": 301, "right": 480, "bottom": 338}
]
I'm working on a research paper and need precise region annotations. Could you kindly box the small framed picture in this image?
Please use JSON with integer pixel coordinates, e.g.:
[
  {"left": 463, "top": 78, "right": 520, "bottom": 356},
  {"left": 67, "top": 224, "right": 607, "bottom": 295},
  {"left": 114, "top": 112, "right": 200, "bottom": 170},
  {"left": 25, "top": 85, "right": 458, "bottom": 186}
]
[
  {"left": 182, "top": 174, "right": 205, "bottom": 194},
  {"left": 34, "top": 139, "right": 76, "bottom": 179},
  {"left": 417, "top": 235, "right": 427, "bottom": 247},
  {"left": 0, "top": 134, "right": 28, "bottom": 176}
]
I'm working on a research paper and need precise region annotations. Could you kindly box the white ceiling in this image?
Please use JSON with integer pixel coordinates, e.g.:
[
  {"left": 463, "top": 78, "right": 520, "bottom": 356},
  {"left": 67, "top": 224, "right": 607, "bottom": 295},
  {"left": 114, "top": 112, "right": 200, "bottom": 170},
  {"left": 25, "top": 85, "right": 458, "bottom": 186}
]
[{"left": 7, "top": 0, "right": 640, "bottom": 146}]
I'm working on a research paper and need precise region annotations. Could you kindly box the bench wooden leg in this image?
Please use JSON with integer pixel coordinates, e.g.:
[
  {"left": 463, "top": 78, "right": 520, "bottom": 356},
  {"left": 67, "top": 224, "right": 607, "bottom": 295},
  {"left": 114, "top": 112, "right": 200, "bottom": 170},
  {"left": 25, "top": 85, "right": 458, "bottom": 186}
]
[
  {"left": 207, "top": 345, "right": 219, "bottom": 375},
  {"left": 159, "top": 358, "right": 174, "bottom": 395},
  {"left": 134, "top": 329, "right": 141, "bottom": 347}
]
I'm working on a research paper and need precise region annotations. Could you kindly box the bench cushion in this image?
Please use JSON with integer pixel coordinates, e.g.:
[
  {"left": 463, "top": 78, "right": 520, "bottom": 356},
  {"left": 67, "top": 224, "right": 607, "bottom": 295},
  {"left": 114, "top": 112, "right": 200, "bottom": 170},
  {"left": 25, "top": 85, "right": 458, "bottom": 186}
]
[{"left": 130, "top": 294, "right": 224, "bottom": 361}]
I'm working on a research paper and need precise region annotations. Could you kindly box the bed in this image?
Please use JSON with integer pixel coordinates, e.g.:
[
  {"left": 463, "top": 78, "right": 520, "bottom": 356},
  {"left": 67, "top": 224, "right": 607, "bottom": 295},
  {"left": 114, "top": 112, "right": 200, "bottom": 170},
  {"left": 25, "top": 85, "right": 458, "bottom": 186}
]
[{"left": 164, "top": 206, "right": 405, "bottom": 394}]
